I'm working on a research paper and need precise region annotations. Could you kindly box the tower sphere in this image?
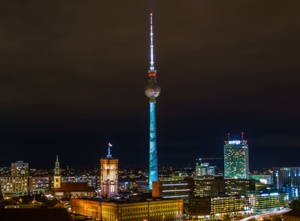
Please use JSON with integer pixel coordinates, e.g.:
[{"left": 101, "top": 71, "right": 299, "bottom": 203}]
[{"left": 145, "top": 82, "right": 161, "bottom": 100}]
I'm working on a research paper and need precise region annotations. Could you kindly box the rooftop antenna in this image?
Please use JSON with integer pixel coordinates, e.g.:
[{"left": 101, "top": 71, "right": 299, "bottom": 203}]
[
  {"left": 228, "top": 132, "right": 230, "bottom": 141},
  {"left": 241, "top": 132, "right": 244, "bottom": 140}
]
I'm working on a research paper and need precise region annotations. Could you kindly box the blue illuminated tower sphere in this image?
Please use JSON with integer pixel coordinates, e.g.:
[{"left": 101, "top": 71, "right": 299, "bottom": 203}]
[{"left": 145, "top": 13, "right": 161, "bottom": 190}]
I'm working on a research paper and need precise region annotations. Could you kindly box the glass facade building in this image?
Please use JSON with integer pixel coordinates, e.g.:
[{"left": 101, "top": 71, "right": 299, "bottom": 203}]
[{"left": 224, "top": 140, "right": 249, "bottom": 179}]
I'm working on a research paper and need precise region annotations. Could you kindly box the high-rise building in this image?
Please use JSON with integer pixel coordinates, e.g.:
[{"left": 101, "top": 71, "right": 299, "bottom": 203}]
[
  {"left": 224, "top": 136, "right": 249, "bottom": 179},
  {"left": 273, "top": 167, "right": 300, "bottom": 200},
  {"left": 145, "top": 13, "right": 161, "bottom": 190},
  {"left": 100, "top": 143, "right": 118, "bottom": 198},
  {"left": 10, "top": 161, "right": 29, "bottom": 194}
]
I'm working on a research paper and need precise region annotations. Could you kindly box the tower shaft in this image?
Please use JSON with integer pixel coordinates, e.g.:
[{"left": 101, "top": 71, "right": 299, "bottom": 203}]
[{"left": 149, "top": 101, "right": 158, "bottom": 190}]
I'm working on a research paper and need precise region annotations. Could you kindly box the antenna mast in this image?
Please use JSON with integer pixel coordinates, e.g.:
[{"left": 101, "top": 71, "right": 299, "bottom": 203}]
[{"left": 150, "top": 13, "right": 155, "bottom": 71}]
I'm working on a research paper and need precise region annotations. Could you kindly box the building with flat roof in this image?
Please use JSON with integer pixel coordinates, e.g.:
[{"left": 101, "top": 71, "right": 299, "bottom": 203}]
[
  {"left": 71, "top": 198, "right": 183, "bottom": 221},
  {"left": 247, "top": 190, "right": 288, "bottom": 213},
  {"left": 152, "top": 177, "right": 255, "bottom": 200},
  {"left": 152, "top": 179, "right": 190, "bottom": 200},
  {"left": 273, "top": 167, "right": 300, "bottom": 200},
  {"left": 188, "top": 195, "right": 250, "bottom": 220},
  {"left": 0, "top": 161, "right": 30, "bottom": 194}
]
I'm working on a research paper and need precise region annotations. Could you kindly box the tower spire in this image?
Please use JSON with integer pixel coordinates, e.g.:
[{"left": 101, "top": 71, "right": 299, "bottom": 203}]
[
  {"left": 106, "top": 142, "right": 113, "bottom": 159},
  {"left": 54, "top": 154, "right": 60, "bottom": 176},
  {"left": 150, "top": 13, "right": 155, "bottom": 71}
]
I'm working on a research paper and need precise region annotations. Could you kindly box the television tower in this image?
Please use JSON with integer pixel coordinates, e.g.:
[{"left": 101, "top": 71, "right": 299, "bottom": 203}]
[{"left": 145, "top": 13, "right": 161, "bottom": 190}]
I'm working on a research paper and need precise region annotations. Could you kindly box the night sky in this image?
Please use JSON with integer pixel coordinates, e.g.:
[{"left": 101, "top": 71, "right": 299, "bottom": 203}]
[{"left": 0, "top": 1, "right": 300, "bottom": 170}]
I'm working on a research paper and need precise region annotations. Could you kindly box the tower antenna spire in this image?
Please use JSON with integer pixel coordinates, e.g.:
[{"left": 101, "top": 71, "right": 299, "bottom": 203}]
[{"left": 150, "top": 13, "right": 155, "bottom": 71}]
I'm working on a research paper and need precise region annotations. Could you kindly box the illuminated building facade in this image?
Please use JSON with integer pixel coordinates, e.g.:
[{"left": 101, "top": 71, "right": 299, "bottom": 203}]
[
  {"left": 193, "top": 177, "right": 225, "bottom": 197},
  {"left": 225, "top": 178, "right": 255, "bottom": 195},
  {"left": 195, "top": 163, "right": 215, "bottom": 176},
  {"left": 188, "top": 195, "right": 250, "bottom": 220},
  {"left": 100, "top": 143, "right": 118, "bottom": 198},
  {"left": 224, "top": 140, "right": 249, "bottom": 179},
  {"left": 153, "top": 177, "right": 255, "bottom": 200},
  {"left": 249, "top": 174, "right": 273, "bottom": 185},
  {"left": 71, "top": 198, "right": 183, "bottom": 221},
  {"left": 10, "top": 161, "right": 29, "bottom": 194},
  {"left": 248, "top": 190, "right": 288, "bottom": 213},
  {"left": 273, "top": 167, "right": 300, "bottom": 200},
  {"left": 145, "top": 13, "right": 161, "bottom": 190},
  {"left": 273, "top": 167, "right": 300, "bottom": 189},
  {"left": 152, "top": 179, "right": 190, "bottom": 200},
  {"left": 31, "top": 176, "right": 51, "bottom": 192}
]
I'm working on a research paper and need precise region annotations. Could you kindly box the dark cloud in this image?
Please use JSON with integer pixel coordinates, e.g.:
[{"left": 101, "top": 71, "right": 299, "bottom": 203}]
[{"left": 0, "top": 0, "right": 300, "bottom": 169}]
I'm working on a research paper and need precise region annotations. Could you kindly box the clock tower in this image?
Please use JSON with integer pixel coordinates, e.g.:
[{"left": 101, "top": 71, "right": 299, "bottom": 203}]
[{"left": 100, "top": 143, "right": 118, "bottom": 198}]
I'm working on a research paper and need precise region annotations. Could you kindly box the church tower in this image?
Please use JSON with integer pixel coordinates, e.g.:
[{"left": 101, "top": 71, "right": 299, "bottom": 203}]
[
  {"left": 53, "top": 155, "right": 61, "bottom": 189},
  {"left": 100, "top": 143, "right": 118, "bottom": 198}
]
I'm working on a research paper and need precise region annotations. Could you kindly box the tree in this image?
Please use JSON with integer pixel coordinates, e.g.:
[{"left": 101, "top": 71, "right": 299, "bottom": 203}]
[{"left": 289, "top": 200, "right": 300, "bottom": 209}]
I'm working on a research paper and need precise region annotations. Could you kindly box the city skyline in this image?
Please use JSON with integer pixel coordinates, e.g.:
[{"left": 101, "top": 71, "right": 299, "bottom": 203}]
[{"left": 0, "top": 1, "right": 300, "bottom": 169}]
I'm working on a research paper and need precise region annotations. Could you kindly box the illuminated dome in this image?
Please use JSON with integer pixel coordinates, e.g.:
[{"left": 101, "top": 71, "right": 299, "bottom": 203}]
[{"left": 145, "top": 83, "right": 161, "bottom": 100}]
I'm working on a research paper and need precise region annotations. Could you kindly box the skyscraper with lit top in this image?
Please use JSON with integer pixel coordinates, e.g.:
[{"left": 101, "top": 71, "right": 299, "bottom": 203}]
[
  {"left": 224, "top": 133, "right": 249, "bottom": 179},
  {"left": 145, "top": 13, "right": 161, "bottom": 190}
]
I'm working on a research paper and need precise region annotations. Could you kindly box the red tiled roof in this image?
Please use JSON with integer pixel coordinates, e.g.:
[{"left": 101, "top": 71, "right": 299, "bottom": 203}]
[{"left": 54, "top": 182, "right": 94, "bottom": 192}]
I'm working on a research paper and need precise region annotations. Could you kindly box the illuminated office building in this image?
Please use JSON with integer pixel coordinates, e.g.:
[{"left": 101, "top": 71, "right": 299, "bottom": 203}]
[
  {"left": 188, "top": 195, "right": 250, "bottom": 220},
  {"left": 225, "top": 178, "right": 255, "bottom": 195},
  {"left": 273, "top": 167, "right": 300, "bottom": 189},
  {"left": 71, "top": 198, "right": 183, "bottom": 221},
  {"left": 273, "top": 167, "right": 300, "bottom": 200},
  {"left": 145, "top": 13, "right": 161, "bottom": 190},
  {"left": 248, "top": 190, "right": 288, "bottom": 213},
  {"left": 152, "top": 177, "right": 255, "bottom": 199},
  {"left": 152, "top": 179, "right": 190, "bottom": 200},
  {"left": 10, "top": 161, "right": 29, "bottom": 194},
  {"left": 224, "top": 139, "right": 249, "bottom": 179},
  {"left": 100, "top": 143, "right": 118, "bottom": 198}
]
